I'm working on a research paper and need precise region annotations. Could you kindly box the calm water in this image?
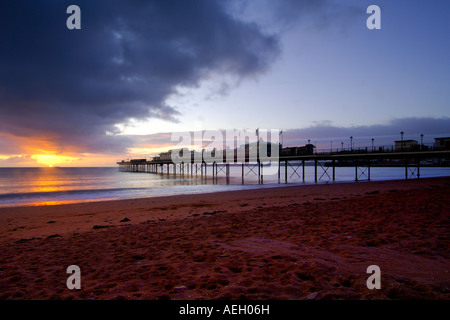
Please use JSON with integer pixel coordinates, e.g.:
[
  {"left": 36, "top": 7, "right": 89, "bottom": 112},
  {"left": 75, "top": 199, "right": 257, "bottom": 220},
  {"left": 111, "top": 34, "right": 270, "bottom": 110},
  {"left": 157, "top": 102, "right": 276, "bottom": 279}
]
[{"left": 0, "top": 165, "right": 449, "bottom": 207}]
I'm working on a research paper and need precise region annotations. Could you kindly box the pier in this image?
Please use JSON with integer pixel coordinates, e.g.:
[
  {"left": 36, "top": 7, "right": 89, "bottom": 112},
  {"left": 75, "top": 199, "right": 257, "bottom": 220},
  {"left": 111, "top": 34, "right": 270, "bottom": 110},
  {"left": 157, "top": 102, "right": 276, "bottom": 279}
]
[{"left": 118, "top": 149, "right": 450, "bottom": 184}]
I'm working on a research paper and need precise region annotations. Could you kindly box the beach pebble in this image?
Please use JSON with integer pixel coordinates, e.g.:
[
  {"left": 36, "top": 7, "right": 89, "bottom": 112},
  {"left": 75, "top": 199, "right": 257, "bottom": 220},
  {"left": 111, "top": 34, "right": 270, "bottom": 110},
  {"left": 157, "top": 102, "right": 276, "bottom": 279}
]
[
  {"left": 174, "top": 286, "right": 187, "bottom": 290},
  {"left": 46, "top": 234, "right": 61, "bottom": 239},
  {"left": 93, "top": 225, "right": 108, "bottom": 230},
  {"left": 305, "top": 292, "right": 319, "bottom": 300},
  {"left": 15, "top": 237, "right": 35, "bottom": 243},
  {"left": 203, "top": 210, "right": 226, "bottom": 215}
]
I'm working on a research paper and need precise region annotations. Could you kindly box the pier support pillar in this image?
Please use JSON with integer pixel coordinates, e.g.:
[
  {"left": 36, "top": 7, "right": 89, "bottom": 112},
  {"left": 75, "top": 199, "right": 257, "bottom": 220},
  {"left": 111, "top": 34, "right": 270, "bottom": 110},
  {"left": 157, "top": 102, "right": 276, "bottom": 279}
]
[
  {"left": 332, "top": 159, "right": 336, "bottom": 181},
  {"left": 278, "top": 159, "right": 280, "bottom": 184},
  {"left": 302, "top": 160, "right": 305, "bottom": 182},
  {"left": 258, "top": 162, "right": 261, "bottom": 184},
  {"left": 314, "top": 159, "right": 318, "bottom": 183},
  {"left": 417, "top": 160, "right": 420, "bottom": 179},
  {"left": 285, "top": 160, "right": 288, "bottom": 183},
  {"left": 260, "top": 162, "right": 263, "bottom": 184}
]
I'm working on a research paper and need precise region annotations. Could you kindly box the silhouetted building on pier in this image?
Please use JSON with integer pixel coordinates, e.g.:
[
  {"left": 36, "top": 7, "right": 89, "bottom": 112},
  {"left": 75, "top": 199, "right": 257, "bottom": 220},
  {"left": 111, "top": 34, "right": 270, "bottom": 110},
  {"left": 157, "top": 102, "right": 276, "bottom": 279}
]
[
  {"left": 280, "top": 144, "right": 315, "bottom": 156},
  {"left": 435, "top": 137, "right": 450, "bottom": 150},
  {"left": 395, "top": 140, "right": 419, "bottom": 152}
]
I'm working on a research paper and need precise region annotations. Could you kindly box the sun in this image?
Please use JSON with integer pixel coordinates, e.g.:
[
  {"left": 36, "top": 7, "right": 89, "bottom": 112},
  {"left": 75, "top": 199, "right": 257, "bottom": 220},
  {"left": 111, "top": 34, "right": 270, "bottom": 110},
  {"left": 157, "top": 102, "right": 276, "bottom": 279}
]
[{"left": 31, "top": 154, "right": 78, "bottom": 167}]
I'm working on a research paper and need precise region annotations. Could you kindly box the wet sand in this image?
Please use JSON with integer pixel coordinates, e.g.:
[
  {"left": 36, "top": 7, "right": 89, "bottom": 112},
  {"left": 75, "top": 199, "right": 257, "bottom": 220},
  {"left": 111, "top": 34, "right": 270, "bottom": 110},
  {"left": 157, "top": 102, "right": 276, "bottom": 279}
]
[{"left": 0, "top": 177, "right": 449, "bottom": 300}]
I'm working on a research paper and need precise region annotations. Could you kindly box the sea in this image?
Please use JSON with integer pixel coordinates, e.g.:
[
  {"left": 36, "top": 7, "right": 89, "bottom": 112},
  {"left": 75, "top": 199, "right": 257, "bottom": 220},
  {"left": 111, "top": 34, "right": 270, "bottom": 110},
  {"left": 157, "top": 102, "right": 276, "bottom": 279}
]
[{"left": 0, "top": 165, "right": 449, "bottom": 207}]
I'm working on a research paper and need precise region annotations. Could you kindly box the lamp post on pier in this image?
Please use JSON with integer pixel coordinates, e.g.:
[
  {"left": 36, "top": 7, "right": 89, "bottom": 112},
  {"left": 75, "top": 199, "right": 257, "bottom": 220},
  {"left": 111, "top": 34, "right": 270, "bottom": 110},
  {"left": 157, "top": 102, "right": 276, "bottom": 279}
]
[
  {"left": 279, "top": 130, "right": 283, "bottom": 148},
  {"left": 400, "top": 131, "right": 404, "bottom": 151}
]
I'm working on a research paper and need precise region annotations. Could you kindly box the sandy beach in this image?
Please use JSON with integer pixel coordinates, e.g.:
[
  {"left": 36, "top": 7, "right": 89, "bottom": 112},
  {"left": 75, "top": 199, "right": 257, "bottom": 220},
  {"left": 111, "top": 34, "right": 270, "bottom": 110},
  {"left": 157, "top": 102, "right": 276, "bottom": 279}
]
[{"left": 0, "top": 177, "right": 449, "bottom": 300}]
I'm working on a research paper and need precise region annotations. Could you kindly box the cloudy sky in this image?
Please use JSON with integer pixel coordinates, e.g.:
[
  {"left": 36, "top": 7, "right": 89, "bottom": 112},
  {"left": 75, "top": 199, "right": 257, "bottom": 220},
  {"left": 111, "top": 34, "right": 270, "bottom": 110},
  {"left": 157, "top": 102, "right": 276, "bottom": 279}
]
[{"left": 0, "top": 0, "right": 449, "bottom": 166}]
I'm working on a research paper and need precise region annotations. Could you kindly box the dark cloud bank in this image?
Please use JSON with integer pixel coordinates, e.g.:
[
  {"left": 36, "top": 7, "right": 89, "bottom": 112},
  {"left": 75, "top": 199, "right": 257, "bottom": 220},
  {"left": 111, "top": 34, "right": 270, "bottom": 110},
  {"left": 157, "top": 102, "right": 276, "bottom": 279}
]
[
  {"left": 0, "top": 0, "right": 280, "bottom": 153},
  {"left": 285, "top": 117, "right": 450, "bottom": 141},
  {"left": 282, "top": 117, "right": 450, "bottom": 148}
]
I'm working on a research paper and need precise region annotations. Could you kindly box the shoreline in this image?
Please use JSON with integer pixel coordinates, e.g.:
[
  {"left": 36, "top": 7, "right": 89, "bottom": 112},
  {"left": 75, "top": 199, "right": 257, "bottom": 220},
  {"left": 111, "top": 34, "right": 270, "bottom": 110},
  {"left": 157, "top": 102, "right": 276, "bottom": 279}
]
[
  {"left": 2, "top": 173, "right": 450, "bottom": 208},
  {"left": 0, "top": 176, "right": 447, "bottom": 241},
  {"left": 0, "top": 176, "right": 449, "bottom": 300},
  {"left": 1, "top": 166, "right": 449, "bottom": 209}
]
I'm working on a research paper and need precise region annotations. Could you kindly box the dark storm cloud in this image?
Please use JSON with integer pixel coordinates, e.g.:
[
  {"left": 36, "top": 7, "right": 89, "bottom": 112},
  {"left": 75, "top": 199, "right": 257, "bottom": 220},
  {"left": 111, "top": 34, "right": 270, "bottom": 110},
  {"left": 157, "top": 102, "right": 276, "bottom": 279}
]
[
  {"left": 234, "top": 0, "right": 360, "bottom": 32},
  {"left": 0, "top": 0, "right": 280, "bottom": 153}
]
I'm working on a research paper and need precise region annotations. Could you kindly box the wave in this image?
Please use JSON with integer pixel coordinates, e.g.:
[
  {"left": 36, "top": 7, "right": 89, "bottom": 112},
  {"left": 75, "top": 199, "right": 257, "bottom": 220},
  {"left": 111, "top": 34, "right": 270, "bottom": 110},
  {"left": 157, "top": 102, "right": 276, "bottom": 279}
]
[{"left": 0, "top": 187, "right": 148, "bottom": 201}]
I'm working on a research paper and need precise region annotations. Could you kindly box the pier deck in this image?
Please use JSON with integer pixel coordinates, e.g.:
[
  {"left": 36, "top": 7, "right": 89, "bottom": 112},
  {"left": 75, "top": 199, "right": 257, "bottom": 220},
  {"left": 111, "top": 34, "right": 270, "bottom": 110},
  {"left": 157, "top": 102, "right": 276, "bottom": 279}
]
[{"left": 118, "top": 150, "right": 450, "bottom": 183}]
